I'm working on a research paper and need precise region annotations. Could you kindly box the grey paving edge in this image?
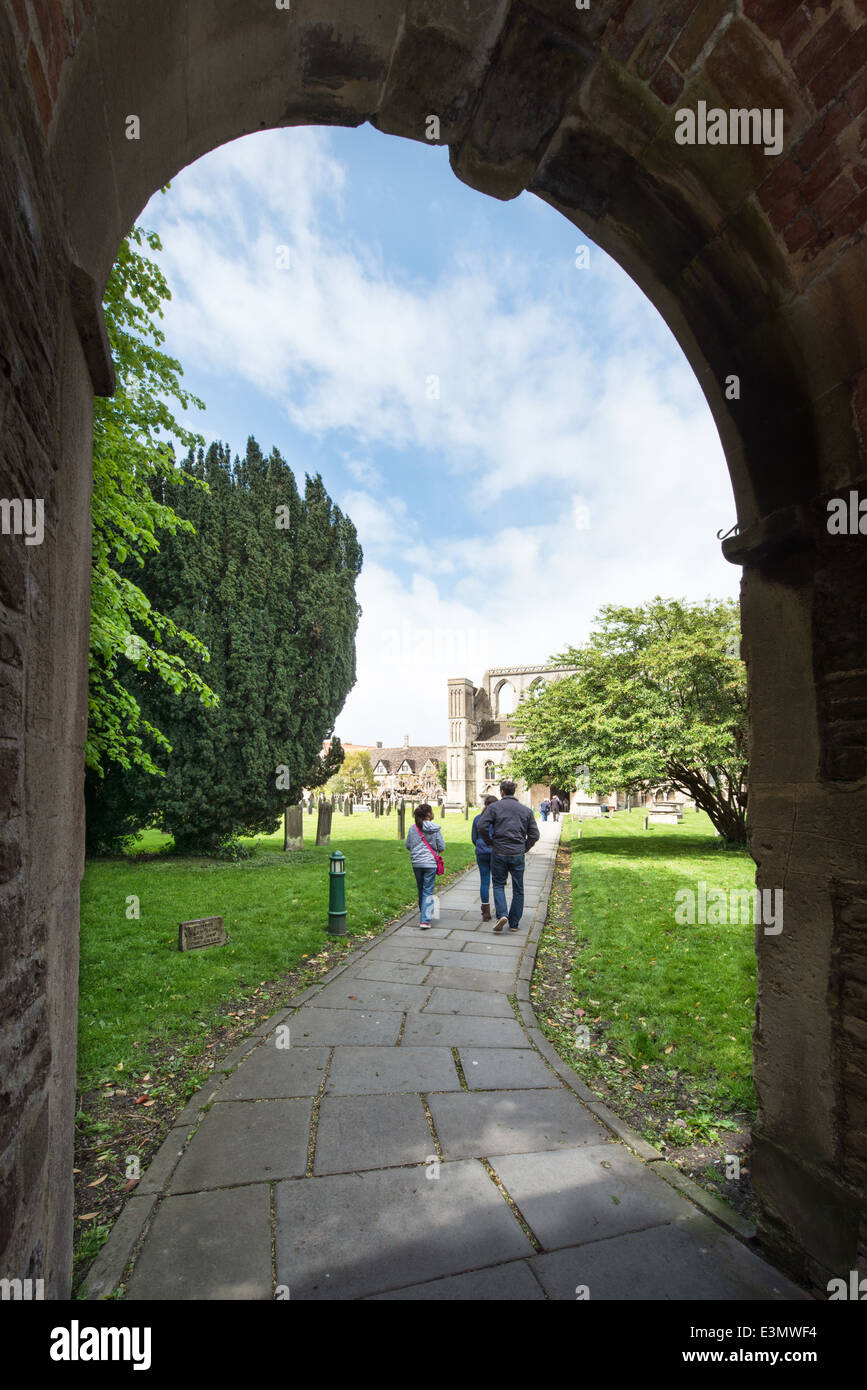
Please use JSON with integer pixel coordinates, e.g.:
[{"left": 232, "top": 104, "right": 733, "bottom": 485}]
[
  {"left": 516, "top": 835, "right": 758, "bottom": 1246},
  {"left": 647, "top": 1159, "right": 758, "bottom": 1241},
  {"left": 137, "top": 1125, "right": 189, "bottom": 1196},
  {"left": 83, "top": 1195, "right": 156, "bottom": 1300}
]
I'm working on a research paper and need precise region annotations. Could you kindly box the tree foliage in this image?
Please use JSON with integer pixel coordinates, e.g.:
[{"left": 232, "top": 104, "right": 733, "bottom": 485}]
[
  {"left": 88, "top": 224, "right": 216, "bottom": 778},
  {"left": 510, "top": 597, "right": 748, "bottom": 843},
  {"left": 328, "top": 749, "right": 375, "bottom": 797},
  {"left": 87, "top": 438, "right": 362, "bottom": 854}
]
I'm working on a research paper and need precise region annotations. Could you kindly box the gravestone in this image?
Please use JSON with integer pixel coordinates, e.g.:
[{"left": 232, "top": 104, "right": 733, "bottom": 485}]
[
  {"left": 178, "top": 916, "right": 226, "bottom": 952},
  {"left": 307, "top": 797, "right": 314, "bottom": 816},
  {"left": 387, "top": 799, "right": 392, "bottom": 815},
  {"left": 397, "top": 801, "right": 406, "bottom": 839},
  {"left": 343, "top": 796, "right": 350, "bottom": 816},
  {"left": 316, "top": 803, "right": 332, "bottom": 846},
  {"left": 464, "top": 804, "right": 468, "bottom": 820},
  {"left": 374, "top": 798, "right": 380, "bottom": 819},
  {"left": 284, "top": 804, "right": 303, "bottom": 851},
  {"left": 439, "top": 801, "right": 445, "bottom": 819}
]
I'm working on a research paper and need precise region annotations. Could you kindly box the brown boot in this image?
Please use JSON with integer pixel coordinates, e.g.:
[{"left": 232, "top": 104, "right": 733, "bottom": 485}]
[{"left": 481, "top": 903, "right": 492, "bottom": 921}]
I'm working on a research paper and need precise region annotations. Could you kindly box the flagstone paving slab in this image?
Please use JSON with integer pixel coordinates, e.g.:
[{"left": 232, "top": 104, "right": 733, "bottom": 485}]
[
  {"left": 489, "top": 1143, "right": 692, "bottom": 1249},
  {"left": 424, "top": 949, "right": 519, "bottom": 973},
  {"left": 528, "top": 1217, "right": 812, "bottom": 1300},
  {"left": 354, "top": 960, "right": 432, "bottom": 985},
  {"left": 314, "top": 1094, "right": 433, "bottom": 1175},
  {"left": 426, "top": 966, "right": 514, "bottom": 993},
  {"left": 216, "top": 1044, "right": 329, "bottom": 1100},
  {"left": 460, "top": 938, "right": 524, "bottom": 955},
  {"left": 368, "top": 1259, "right": 545, "bottom": 1300},
  {"left": 126, "top": 1187, "right": 272, "bottom": 1300},
  {"left": 325, "top": 1045, "right": 461, "bottom": 1095},
  {"left": 401, "top": 1014, "right": 528, "bottom": 1048},
  {"left": 274, "top": 1161, "right": 533, "bottom": 1299},
  {"left": 460, "top": 1047, "right": 557, "bottom": 1090},
  {"left": 360, "top": 944, "right": 433, "bottom": 964},
  {"left": 423, "top": 986, "right": 515, "bottom": 1017},
  {"left": 287, "top": 1007, "right": 403, "bottom": 1046},
  {"left": 428, "top": 1090, "right": 607, "bottom": 1158},
  {"left": 170, "top": 1099, "right": 312, "bottom": 1191},
  {"left": 306, "top": 979, "right": 432, "bottom": 1012}
]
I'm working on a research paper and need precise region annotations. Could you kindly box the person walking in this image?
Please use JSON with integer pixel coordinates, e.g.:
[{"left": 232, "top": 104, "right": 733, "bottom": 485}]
[
  {"left": 472, "top": 794, "right": 497, "bottom": 920},
  {"left": 476, "top": 780, "right": 539, "bottom": 932},
  {"left": 550, "top": 793, "right": 561, "bottom": 822},
  {"left": 539, "top": 797, "right": 550, "bottom": 823},
  {"left": 405, "top": 801, "right": 445, "bottom": 929}
]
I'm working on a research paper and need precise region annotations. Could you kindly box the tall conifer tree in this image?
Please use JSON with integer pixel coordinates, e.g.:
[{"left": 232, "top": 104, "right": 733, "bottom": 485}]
[{"left": 87, "top": 438, "right": 359, "bottom": 853}]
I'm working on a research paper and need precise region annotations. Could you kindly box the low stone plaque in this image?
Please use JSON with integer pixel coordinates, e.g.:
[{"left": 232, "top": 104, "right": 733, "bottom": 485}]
[{"left": 178, "top": 916, "right": 227, "bottom": 952}]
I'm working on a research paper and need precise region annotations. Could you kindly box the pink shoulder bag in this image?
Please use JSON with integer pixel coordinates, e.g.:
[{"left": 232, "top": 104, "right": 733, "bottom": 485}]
[{"left": 416, "top": 824, "right": 445, "bottom": 875}]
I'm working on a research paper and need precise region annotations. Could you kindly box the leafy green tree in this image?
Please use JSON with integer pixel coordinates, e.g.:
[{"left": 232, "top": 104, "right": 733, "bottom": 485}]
[
  {"left": 337, "top": 750, "right": 375, "bottom": 797},
  {"left": 98, "top": 438, "right": 361, "bottom": 853},
  {"left": 88, "top": 224, "right": 217, "bottom": 781},
  {"left": 510, "top": 598, "right": 748, "bottom": 844},
  {"left": 437, "top": 761, "right": 448, "bottom": 792}
]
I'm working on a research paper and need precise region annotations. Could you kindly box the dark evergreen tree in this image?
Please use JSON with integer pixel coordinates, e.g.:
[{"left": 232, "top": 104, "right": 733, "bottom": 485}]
[{"left": 85, "top": 438, "right": 360, "bottom": 854}]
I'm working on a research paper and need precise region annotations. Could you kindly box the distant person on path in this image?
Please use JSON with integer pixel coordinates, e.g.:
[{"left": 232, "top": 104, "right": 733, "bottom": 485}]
[
  {"left": 472, "top": 794, "right": 497, "bottom": 921},
  {"left": 539, "top": 797, "right": 550, "bottom": 822},
  {"left": 405, "top": 802, "right": 445, "bottom": 929},
  {"left": 477, "top": 780, "right": 539, "bottom": 933},
  {"left": 550, "top": 794, "right": 562, "bottom": 822}
]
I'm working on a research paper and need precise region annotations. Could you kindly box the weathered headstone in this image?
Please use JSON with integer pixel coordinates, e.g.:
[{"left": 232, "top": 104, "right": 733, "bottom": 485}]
[
  {"left": 397, "top": 801, "right": 406, "bottom": 839},
  {"left": 178, "top": 916, "right": 227, "bottom": 952},
  {"left": 464, "top": 803, "right": 468, "bottom": 820},
  {"left": 387, "top": 799, "right": 392, "bottom": 814},
  {"left": 284, "top": 804, "right": 303, "bottom": 851},
  {"left": 343, "top": 796, "right": 350, "bottom": 816},
  {"left": 307, "top": 797, "right": 314, "bottom": 815},
  {"left": 439, "top": 801, "right": 445, "bottom": 819},
  {"left": 316, "top": 803, "right": 333, "bottom": 846}
]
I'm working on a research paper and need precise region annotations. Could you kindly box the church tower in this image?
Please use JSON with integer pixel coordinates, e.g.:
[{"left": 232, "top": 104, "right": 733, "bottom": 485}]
[{"left": 446, "top": 677, "right": 476, "bottom": 807}]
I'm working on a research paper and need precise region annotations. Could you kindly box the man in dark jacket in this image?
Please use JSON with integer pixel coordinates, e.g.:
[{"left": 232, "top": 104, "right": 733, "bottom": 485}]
[{"left": 477, "top": 780, "right": 540, "bottom": 932}]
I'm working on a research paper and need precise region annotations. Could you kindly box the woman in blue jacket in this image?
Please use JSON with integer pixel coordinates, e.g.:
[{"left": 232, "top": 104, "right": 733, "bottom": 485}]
[
  {"left": 405, "top": 802, "right": 445, "bottom": 929},
  {"left": 472, "top": 795, "right": 498, "bottom": 921}
]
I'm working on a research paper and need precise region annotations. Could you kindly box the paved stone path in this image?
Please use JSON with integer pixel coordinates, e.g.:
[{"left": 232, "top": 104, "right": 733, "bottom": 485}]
[{"left": 88, "top": 821, "right": 808, "bottom": 1301}]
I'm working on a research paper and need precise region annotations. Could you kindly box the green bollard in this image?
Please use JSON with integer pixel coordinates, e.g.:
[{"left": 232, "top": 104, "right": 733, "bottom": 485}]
[{"left": 328, "top": 850, "right": 347, "bottom": 934}]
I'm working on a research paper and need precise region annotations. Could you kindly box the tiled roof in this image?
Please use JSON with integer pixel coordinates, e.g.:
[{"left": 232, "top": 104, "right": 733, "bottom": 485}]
[{"left": 372, "top": 746, "right": 446, "bottom": 774}]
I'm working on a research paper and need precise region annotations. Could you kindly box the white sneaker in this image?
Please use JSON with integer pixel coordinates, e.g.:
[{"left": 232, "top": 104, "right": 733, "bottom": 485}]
[{"left": 419, "top": 922, "right": 431, "bottom": 930}]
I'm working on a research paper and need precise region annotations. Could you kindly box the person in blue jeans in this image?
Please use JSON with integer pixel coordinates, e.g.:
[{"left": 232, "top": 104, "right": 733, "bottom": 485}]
[
  {"left": 405, "top": 801, "right": 445, "bottom": 929},
  {"left": 540, "top": 798, "right": 550, "bottom": 822},
  {"left": 471, "top": 794, "right": 497, "bottom": 921},
  {"left": 476, "top": 780, "right": 540, "bottom": 932}
]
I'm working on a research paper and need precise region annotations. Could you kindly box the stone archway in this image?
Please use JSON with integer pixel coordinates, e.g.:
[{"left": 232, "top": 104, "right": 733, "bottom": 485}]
[{"left": 2, "top": 0, "right": 867, "bottom": 1295}]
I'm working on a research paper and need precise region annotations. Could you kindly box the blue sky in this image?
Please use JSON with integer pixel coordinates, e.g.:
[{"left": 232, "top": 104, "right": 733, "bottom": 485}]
[{"left": 142, "top": 122, "right": 740, "bottom": 745}]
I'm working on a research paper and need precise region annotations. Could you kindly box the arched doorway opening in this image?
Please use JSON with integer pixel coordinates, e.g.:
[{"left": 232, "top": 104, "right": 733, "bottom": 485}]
[{"left": 3, "top": 0, "right": 867, "bottom": 1294}]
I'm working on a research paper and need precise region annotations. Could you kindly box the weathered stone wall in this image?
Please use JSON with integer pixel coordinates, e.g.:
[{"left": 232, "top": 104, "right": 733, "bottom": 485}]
[
  {"left": 1, "top": 0, "right": 866, "bottom": 1294},
  {"left": 0, "top": 0, "right": 97, "bottom": 1295}
]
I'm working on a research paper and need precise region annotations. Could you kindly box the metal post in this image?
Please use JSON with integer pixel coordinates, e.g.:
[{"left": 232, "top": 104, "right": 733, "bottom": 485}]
[{"left": 328, "top": 850, "right": 347, "bottom": 934}]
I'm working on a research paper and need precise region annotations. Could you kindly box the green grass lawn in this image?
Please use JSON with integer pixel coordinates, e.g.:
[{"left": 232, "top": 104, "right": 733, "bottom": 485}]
[
  {"left": 78, "top": 807, "right": 478, "bottom": 1087},
  {"left": 557, "top": 809, "right": 757, "bottom": 1112}
]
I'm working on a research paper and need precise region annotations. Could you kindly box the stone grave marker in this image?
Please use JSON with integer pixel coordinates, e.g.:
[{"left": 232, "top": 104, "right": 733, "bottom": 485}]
[
  {"left": 397, "top": 801, "right": 406, "bottom": 838},
  {"left": 316, "top": 802, "right": 333, "bottom": 846},
  {"left": 284, "top": 805, "right": 303, "bottom": 851},
  {"left": 178, "top": 916, "right": 226, "bottom": 952}
]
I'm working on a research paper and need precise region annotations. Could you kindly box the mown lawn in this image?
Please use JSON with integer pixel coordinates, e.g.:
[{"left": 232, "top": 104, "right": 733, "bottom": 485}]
[
  {"left": 78, "top": 808, "right": 477, "bottom": 1087},
  {"left": 550, "top": 810, "right": 757, "bottom": 1114}
]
